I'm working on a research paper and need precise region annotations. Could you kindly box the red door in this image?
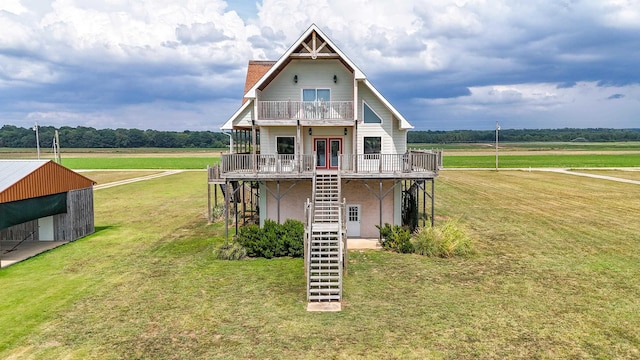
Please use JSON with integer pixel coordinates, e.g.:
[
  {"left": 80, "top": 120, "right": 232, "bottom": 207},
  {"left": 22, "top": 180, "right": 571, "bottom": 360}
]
[{"left": 314, "top": 138, "right": 341, "bottom": 169}]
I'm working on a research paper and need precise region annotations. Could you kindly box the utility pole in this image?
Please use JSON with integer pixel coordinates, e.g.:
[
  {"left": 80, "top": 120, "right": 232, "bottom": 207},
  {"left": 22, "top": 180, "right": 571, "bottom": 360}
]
[
  {"left": 33, "top": 122, "right": 40, "bottom": 160},
  {"left": 495, "top": 121, "right": 500, "bottom": 170},
  {"left": 52, "top": 130, "right": 61, "bottom": 163}
]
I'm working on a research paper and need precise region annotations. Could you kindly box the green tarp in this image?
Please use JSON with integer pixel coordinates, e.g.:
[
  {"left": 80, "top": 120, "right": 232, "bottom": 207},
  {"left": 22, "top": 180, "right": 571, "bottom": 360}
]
[{"left": 0, "top": 193, "right": 67, "bottom": 230}]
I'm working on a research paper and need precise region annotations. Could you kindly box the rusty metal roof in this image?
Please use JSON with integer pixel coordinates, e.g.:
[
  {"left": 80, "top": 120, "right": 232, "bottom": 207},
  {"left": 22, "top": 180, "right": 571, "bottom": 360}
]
[{"left": 0, "top": 160, "right": 95, "bottom": 203}]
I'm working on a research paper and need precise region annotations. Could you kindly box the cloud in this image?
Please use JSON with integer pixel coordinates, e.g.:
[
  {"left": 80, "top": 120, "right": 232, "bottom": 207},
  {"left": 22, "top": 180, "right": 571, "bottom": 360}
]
[{"left": 1, "top": 0, "right": 640, "bottom": 131}]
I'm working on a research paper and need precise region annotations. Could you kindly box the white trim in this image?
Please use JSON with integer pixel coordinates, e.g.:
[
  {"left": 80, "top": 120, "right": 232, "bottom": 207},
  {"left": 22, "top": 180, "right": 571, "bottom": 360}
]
[
  {"left": 362, "top": 79, "right": 413, "bottom": 130},
  {"left": 363, "top": 136, "right": 382, "bottom": 154},
  {"left": 301, "top": 87, "right": 332, "bottom": 101},
  {"left": 220, "top": 99, "right": 252, "bottom": 130},
  {"left": 275, "top": 135, "right": 296, "bottom": 155},
  {"left": 362, "top": 100, "right": 383, "bottom": 125}
]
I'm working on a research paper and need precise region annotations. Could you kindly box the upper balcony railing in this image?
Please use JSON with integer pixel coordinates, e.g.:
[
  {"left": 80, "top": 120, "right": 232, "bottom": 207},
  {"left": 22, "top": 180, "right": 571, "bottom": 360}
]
[
  {"left": 258, "top": 100, "right": 354, "bottom": 121},
  {"left": 216, "top": 150, "right": 442, "bottom": 179},
  {"left": 339, "top": 151, "right": 442, "bottom": 174}
]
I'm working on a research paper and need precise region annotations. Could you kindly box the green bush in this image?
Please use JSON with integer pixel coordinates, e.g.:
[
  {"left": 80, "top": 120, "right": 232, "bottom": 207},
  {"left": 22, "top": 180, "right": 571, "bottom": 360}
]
[
  {"left": 377, "top": 223, "right": 414, "bottom": 254},
  {"left": 411, "top": 220, "right": 473, "bottom": 258},
  {"left": 214, "top": 242, "right": 247, "bottom": 260},
  {"left": 235, "top": 219, "right": 304, "bottom": 259}
]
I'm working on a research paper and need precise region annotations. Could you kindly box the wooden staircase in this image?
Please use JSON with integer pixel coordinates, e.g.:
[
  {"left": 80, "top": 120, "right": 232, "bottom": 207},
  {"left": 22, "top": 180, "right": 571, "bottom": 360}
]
[{"left": 306, "top": 171, "right": 345, "bottom": 311}]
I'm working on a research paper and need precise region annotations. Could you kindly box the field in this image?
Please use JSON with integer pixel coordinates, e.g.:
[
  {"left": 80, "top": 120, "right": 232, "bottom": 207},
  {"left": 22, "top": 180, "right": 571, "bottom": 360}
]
[{"left": 1, "top": 146, "right": 640, "bottom": 358}]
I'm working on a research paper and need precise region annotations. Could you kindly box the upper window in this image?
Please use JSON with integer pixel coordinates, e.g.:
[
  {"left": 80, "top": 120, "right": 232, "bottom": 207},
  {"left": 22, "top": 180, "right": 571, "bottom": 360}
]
[
  {"left": 363, "top": 102, "right": 382, "bottom": 124},
  {"left": 303, "top": 89, "right": 330, "bottom": 102},
  {"left": 364, "top": 137, "right": 381, "bottom": 154},
  {"left": 276, "top": 136, "right": 295, "bottom": 155}
]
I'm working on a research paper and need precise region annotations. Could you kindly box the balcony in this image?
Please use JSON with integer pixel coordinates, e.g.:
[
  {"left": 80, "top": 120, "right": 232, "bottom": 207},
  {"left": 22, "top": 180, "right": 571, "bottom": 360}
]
[
  {"left": 257, "top": 101, "right": 354, "bottom": 124},
  {"left": 213, "top": 151, "right": 441, "bottom": 181}
]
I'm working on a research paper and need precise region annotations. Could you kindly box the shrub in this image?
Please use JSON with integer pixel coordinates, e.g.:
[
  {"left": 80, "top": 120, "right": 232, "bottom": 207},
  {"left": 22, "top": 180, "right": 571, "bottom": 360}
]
[
  {"left": 211, "top": 205, "right": 225, "bottom": 221},
  {"left": 235, "top": 219, "right": 305, "bottom": 259},
  {"left": 377, "top": 223, "right": 414, "bottom": 254},
  {"left": 214, "top": 242, "right": 247, "bottom": 260},
  {"left": 412, "top": 219, "right": 474, "bottom": 258}
]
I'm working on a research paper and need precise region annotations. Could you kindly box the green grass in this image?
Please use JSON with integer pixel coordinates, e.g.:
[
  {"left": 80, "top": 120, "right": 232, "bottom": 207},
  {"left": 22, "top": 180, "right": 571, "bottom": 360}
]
[
  {"left": 61, "top": 157, "right": 219, "bottom": 169},
  {"left": 444, "top": 153, "right": 640, "bottom": 168},
  {"left": 2, "top": 170, "right": 640, "bottom": 358},
  {"left": 411, "top": 141, "right": 640, "bottom": 152}
]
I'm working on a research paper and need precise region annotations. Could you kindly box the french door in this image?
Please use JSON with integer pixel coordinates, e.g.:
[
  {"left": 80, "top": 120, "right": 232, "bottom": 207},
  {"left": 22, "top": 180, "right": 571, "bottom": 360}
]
[{"left": 314, "top": 138, "right": 342, "bottom": 170}]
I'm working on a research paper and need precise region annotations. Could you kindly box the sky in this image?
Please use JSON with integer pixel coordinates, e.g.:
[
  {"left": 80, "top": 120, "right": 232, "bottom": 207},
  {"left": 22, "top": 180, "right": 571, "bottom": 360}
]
[{"left": 1, "top": 0, "right": 639, "bottom": 132}]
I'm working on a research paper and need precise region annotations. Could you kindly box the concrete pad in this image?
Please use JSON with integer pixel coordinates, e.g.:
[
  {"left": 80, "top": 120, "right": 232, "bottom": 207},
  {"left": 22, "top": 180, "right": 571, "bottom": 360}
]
[
  {"left": 347, "top": 238, "right": 380, "bottom": 250},
  {"left": 0, "top": 241, "right": 67, "bottom": 268},
  {"left": 307, "top": 302, "right": 342, "bottom": 312}
]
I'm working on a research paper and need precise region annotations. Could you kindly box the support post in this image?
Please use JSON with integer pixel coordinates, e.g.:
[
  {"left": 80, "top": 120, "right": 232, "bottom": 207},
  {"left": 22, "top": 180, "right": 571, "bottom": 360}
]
[
  {"left": 379, "top": 179, "right": 383, "bottom": 242},
  {"left": 431, "top": 179, "right": 435, "bottom": 227},
  {"left": 277, "top": 180, "right": 281, "bottom": 224},
  {"left": 207, "top": 182, "right": 212, "bottom": 224},
  {"left": 224, "top": 180, "right": 229, "bottom": 242}
]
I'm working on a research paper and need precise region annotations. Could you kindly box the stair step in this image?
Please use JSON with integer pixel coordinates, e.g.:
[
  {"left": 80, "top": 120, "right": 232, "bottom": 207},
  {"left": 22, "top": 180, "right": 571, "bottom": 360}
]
[
  {"left": 308, "top": 295, "right": 341, "bottom": 301},
  {"left": 308, "top": 288, "right": 341, "bottom": 294},
  {"left": 309, "top": 281, "right": 340, "bottom": 286},
  {"left": 310, "top": 275, "right": 340, "bottom": 280}
]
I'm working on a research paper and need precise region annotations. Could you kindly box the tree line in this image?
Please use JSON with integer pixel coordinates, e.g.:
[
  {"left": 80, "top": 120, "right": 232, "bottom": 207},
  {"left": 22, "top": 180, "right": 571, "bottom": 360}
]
[
  {"left": 2, "top": 125, "right": 640, "bottom": 149},
  {"left": 0, "top": 125, "right": 230, "bottom": 148},
  {"left": 408, "top": 128, "right": 640, "bottom": 143}
]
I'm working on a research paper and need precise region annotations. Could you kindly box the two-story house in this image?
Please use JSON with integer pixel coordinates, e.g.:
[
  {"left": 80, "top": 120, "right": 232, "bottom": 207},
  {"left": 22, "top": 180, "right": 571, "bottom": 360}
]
[{"left": 211, "top": 24, "right": 440, "bottom": 309}]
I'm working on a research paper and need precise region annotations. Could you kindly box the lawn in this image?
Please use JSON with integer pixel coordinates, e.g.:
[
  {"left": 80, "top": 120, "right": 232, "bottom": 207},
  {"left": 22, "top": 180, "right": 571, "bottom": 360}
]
[
  {"left": 60, "top": 157, "right": 219, "bottom": 169},
  {"left": 444, "top": 153, "right": 640, "bottom": 168},
  {"left": 1, "top": 171, "right": 640, "bottom": 358}
]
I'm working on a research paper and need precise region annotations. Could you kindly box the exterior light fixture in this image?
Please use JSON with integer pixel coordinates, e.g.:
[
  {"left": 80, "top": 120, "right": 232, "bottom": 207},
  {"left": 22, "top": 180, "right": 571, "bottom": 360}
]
[
  {"left": 294, "top": 75, "right": 298, "bottom": 83},
  {"left": 308, "top": 128, "right": 312, "bottom": 135},
  {"left": 344, "top": 127, "right": 347, "bottom": 135},
  {"left": 333, "top": 75, "right": 337, "bottom": 83}
]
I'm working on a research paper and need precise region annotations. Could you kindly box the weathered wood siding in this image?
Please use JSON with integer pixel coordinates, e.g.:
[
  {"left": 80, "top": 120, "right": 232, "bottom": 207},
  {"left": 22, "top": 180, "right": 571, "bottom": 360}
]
[
  {"left": 0, "top": 219, "right": 38, "bottom": 241},
  {"left": 64, "top": 187, "right": 95, "bottom": 241},
  {"left": 261, "top": 59, "right": 354, "bottom": 102}
]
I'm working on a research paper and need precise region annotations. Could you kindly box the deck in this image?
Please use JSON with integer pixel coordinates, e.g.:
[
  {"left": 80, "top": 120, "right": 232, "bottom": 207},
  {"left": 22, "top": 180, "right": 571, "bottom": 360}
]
[{"left": 210, "top": 151, "right": 442, "bottom": 182}]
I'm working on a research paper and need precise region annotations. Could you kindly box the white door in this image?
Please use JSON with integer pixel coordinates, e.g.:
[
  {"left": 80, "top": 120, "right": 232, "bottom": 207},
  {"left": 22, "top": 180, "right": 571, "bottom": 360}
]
[
  {"left": 346, "top": 205, "right": 361, "bottom": 237},
  {"left": 39, "top": 216, "right": 55, "bottom": 241}
]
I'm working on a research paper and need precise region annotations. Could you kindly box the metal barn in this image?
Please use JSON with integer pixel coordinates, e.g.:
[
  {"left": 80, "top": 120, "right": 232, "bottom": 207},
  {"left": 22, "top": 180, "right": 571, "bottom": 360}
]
[{"left": 0, "top": 160, "right": 95, "bottom": 267}]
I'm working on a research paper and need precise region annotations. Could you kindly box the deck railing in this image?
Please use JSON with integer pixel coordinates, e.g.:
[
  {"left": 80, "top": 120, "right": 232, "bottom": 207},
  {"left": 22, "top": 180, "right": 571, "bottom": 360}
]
[
  {"left": 258, "top": 100, "right": 354, "bottom": 120},
  {"left": 339, "top": 150, "right": 441, "bottom": 174},
  {"left": 220, "top": 150, "right": 441, "bottom": 177},
  {"left": 221, "top": 154, "right": 315, "bottom": 175}
]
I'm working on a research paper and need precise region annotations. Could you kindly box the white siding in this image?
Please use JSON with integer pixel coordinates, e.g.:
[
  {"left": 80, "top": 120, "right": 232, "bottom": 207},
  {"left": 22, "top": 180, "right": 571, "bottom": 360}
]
[
  {"left": 261, "top": 127, "right": 297, "bottom": 154},
  {"left": 261, "top": 59, "right": 354, "bottom": 102},
  {"left": 235, "top": 103, "right": 254, "bottom": 128},
  {"left": 357, "top": 83, "right": 402, "bottom": 154}
]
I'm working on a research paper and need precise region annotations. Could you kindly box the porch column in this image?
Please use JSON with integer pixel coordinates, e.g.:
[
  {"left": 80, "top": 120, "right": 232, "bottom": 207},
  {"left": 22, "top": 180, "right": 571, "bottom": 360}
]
[
  {"left": 297, "top": 120, "right": 301, "bottom": 172},
  {"left": 379, "top": 179, "right": 383, "bottom": 242},
  {"left": 252, "top": 120, "right": 257, "bottom": 172}
]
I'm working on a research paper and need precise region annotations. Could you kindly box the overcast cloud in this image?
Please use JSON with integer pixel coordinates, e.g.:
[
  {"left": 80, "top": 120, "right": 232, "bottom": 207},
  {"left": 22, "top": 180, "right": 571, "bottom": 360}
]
[{"left": 1, "top": 0, "right": 639, "bottom": 131}]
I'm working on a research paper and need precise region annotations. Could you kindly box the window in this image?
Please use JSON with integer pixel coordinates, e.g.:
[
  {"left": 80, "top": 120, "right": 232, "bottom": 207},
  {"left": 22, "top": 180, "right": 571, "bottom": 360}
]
[
  {"left": 363, "top": 102, "right": 382, "bottom": 124},
  {"left": 364, "top": 137, "right": 381, "bottom": 154},
  {"left": 303, "top": 88, "right": 330, "bottom": 102},
  {"left": 276, "top": 136, "right": 295, "bottom": 155}
]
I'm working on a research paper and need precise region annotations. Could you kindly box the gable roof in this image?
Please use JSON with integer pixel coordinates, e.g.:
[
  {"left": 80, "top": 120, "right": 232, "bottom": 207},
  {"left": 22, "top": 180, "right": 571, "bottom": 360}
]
[
  {"left": 221, "top": 24, "right": 413, "bottom": 130},
  {"left": 244, "top": 24, "right": 365, "bottom": 100},
  {"left": 0, "top": 160, "right": 95, "bottom": 203}
]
